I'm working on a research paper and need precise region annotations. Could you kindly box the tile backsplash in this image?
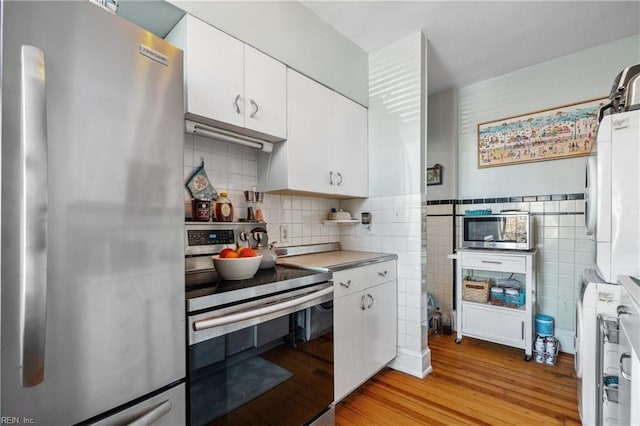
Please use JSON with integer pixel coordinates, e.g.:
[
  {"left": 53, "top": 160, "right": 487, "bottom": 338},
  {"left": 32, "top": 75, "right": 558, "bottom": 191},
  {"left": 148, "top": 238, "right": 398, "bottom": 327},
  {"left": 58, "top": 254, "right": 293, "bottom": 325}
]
[
  {"left": 339, "top": 196, "right": 424, "bottom": 356},
  {"left": 184, "top": 133, "right": 342, "bottom": 244}
]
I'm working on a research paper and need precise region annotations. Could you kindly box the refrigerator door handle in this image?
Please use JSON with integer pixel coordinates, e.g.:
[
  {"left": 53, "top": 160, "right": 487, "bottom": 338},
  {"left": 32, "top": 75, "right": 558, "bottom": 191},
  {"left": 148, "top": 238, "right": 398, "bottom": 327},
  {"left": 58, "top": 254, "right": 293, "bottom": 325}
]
[
  {"left": 20, "top": 45, "right": 49, "bottom": 388},
  {"left": 126, "top": 400, "right": 172, "bottom": 426}
]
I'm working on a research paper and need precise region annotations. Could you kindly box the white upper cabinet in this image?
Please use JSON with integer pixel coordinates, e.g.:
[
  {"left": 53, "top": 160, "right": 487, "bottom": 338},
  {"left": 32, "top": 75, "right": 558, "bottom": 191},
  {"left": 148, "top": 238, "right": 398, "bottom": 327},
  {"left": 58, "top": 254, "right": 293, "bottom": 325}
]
[
  {"left": 259, "top": 69, "right": 368, "bottom": 198},
  {"left": 286, "top": 69, "right": 334, "bottom": 194},
  {"left": 332, "top": 92, "right": 368, "bottom": 197},
  {"left": 165, "top": 14, "right": 286, "bottom": 141},
  {"left": 244, "top": 45, "right": 286, "bottom": 138}
]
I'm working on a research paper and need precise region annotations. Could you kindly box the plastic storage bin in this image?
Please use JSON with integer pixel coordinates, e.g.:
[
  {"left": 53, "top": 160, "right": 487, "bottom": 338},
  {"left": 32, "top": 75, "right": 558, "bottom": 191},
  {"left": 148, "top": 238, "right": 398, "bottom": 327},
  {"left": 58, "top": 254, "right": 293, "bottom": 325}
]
[
  {"left": 490, "top": 287, "right": 504, "bottom": 306},
  {"left": 504, "top": 288, "right": 525, "bottom": 308},
  {"left": 535, "top": 314, "right": 554, "bottom": 336}
]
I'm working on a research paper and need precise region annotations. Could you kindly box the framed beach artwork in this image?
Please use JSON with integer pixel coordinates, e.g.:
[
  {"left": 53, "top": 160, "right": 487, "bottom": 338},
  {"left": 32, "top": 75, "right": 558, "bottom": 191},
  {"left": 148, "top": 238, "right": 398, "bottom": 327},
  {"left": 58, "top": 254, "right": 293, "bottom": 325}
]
[{"left": 477, "top": 97, "right": 607, "bottom": 168}]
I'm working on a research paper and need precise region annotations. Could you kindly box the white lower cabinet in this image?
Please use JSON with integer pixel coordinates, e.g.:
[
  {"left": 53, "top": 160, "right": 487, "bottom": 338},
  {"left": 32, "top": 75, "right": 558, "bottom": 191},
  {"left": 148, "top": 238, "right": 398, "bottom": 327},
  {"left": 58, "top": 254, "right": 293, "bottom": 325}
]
[
  {"left": 461, "top": 303, "right": 526, "bottom": 348},
  {"left": 334, "top": 261, "right": 397, "bottom": 402}
]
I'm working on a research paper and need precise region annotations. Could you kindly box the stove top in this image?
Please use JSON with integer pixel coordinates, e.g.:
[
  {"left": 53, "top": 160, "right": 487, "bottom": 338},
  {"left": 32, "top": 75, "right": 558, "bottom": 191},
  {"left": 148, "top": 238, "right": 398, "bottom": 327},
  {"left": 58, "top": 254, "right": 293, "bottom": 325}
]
[{"left": 186, "top": 265, "right": 332, "bottom": 313}]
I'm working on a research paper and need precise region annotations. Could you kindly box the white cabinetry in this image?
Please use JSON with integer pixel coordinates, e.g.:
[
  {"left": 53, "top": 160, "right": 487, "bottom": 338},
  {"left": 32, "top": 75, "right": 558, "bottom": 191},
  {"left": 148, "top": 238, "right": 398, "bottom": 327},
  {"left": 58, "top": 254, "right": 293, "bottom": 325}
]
[
  {"left": 455, "top": 249, "right": 536, "bottom": 360},
  {"left": 165, "top": 14, "right": 286, "bottom": 140},
  {"left": 617, "top": 279, "right": 640, "bottom": 426},
  {"left": 258, "top": 69, "right": 368, "bottom": 198},
  {"left": 334, "top": 260, "right": 397, "bottom": 402}
]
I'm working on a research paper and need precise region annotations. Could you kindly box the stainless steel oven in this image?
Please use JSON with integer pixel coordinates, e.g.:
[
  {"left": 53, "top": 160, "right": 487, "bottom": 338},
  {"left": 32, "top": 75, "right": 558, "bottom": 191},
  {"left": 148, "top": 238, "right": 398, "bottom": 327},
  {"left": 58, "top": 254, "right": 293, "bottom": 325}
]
[{"left": 184, "top": 222, "right": 335, "bottom": 425}]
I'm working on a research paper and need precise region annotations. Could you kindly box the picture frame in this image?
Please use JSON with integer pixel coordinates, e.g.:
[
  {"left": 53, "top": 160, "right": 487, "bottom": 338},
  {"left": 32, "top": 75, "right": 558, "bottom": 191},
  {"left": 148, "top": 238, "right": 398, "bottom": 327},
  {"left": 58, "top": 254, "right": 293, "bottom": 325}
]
[
  {"left": 477, "top": 97, "right": 607, "bottom": 168},
  {"left": 426, "top": 164, "right": 443, "bottom": 186}
]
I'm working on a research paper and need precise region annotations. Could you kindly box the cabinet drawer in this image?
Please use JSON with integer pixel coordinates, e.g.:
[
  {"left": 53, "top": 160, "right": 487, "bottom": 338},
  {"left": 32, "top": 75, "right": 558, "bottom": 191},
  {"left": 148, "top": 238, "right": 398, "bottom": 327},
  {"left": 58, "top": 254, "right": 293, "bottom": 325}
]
[
  {"left": 333, "top": 261, "right": 396, "bottom": 299},
  {"left": 461, "top": 253, "right": 526, "bottom": 273}
]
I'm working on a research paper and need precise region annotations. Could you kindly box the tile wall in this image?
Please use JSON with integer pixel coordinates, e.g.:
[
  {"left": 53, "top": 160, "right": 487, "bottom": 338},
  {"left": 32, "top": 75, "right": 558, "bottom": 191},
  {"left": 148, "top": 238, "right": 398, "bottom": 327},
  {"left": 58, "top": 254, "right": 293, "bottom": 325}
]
[
  {"left": 339, "top": 196, "right": 424, "bottom": 357},
  {"left": 425, "top": 204, "right": 455, "bottom": 326},
  {"left": 425, "top": 195, "right": 594, "bottom": 353},
  {"left": 184, "top": 133, "right": 340, "bottom": 244}
]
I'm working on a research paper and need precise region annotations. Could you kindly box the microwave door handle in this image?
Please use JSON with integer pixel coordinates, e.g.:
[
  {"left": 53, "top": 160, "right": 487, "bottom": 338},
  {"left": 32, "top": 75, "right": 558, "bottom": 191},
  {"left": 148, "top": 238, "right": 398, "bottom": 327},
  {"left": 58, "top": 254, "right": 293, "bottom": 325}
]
[
  {"left": 20, "top": 45, "right": 49, "bottom": 388},
  {"left": 498, "top": 218, "right": 506, "bottom": 241}
]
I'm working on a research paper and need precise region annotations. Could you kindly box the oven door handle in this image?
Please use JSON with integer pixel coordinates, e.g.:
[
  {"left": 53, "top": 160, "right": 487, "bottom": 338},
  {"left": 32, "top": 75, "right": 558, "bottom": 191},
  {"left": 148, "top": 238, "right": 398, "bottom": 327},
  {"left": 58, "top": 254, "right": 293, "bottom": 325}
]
[{"left": 193, "top": 286, "right": 333, "bottom": 332}]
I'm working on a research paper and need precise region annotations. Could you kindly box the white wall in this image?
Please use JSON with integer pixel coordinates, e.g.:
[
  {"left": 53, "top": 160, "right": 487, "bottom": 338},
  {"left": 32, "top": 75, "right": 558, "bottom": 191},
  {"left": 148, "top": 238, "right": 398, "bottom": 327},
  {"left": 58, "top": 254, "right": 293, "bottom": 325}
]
[
  {"left": 168, "top": 0, "right": 369, "bottom": 106},
  {"left": 426, "top": 88, "right": 457, "bottom": 201},
  {"left": 457, "top": 35, "right": 640, "bottom": 199},
  {"left": 424, "top": 34, "right": 640, "bottom": 352},
  {"left": 368, "top": 34, "right": 424, "bottom": 197}
]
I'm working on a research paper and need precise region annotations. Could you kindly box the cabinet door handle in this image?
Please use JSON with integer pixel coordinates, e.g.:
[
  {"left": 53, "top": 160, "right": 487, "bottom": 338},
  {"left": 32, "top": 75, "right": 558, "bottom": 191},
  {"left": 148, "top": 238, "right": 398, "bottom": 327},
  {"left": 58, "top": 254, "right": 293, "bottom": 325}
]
[
  {"left": 329, "top": 171, "right": 334, "bottom": 186},
  {"left": 339, "top": 280, "right": 351, "bottom": 288},
  {"left": 249, "top": 99, "right": 259, "bottom": 118},
  {"left": 336, "top": 172, "right": 343, "bottom": 186},
  {"left": 620, "top": 353, "right": 632, "bottom": 381},
  {"left": 367, "top": 294, "right": 374, "bottom": 309},
  {"left": 233, "top": 94, "right": 241, "bottom": 114},
  {"left": 521, "top": 321, "right": 524, "bottom": 339},
  {"left": 360, "top": 294, "right": 366, "bottom": 311},
  {"left": 378, "top": 270, "right": 388, "bottom": 277},
  {"left": 481, "top": 260, "right": 502, "bottom": 265}
]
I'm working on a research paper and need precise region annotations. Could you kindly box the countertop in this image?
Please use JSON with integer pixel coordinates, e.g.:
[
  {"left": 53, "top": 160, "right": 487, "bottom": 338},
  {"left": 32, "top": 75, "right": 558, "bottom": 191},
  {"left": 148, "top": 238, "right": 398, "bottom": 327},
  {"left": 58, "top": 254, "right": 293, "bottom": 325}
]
[{"left": 277, "top": 250, "right": 397, "bottom": 272}]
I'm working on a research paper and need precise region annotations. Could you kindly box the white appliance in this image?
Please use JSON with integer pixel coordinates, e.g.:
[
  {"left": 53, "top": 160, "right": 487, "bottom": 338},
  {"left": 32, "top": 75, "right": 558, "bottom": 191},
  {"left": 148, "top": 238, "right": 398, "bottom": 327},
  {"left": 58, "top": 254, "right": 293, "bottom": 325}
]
[
  {"left": 585, "top": 109, "right": 640, "bottom": 282},
  {"left": 461, "top": 212, "right": 532, "bottom": 250},
  {"left": 618, "top": 275, "right": 640, "bottom": 426},
  {"left": 576, "top": 269, "right": 620, "bottom": 426},
  {"left": 1, "top": 1, "right": 186, "bottom": 424}
]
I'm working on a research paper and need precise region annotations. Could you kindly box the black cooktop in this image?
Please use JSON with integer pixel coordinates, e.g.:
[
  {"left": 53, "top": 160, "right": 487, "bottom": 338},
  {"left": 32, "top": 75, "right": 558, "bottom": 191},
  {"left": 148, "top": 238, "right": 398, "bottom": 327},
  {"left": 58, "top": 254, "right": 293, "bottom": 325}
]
[{"left": 185, "top": 265, "right": 332, "bottom": 313}]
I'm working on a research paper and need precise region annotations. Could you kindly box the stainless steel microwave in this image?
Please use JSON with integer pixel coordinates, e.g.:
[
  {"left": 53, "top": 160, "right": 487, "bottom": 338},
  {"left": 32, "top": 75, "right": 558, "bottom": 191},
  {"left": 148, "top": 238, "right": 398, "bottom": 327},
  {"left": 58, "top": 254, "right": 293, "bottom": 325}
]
[{"left": 462, "top": 213, "right": 532, "bottom": 250}]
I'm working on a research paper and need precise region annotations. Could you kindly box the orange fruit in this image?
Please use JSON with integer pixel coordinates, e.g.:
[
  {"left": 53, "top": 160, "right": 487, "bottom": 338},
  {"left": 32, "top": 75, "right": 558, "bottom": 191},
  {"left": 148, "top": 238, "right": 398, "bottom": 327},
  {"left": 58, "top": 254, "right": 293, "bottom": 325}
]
[
  {"left": 239, "top": 248, "right": 257, "bottom": 257},
  {"left": 224, "top": 251, "right": 239, "bottom": 258},
  {"left": 236, "top": 246, "right": 248, "bottom": 255},
  {"left": 219, "top": 248, "right": 235, "bottom": 258}
]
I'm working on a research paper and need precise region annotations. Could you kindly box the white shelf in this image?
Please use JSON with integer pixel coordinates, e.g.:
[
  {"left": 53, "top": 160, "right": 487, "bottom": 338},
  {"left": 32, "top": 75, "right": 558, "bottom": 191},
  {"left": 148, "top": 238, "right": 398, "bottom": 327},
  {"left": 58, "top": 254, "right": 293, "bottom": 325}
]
[{"left": 321, "top": 219, "right": 360, "bottom": 225}]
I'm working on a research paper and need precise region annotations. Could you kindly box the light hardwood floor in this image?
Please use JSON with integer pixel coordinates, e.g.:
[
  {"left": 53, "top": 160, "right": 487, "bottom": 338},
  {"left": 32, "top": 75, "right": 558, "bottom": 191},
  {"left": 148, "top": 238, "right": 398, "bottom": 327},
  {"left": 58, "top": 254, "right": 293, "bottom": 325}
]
[{"left": 335, "top": 334, "right": 580, "bottom": 425}]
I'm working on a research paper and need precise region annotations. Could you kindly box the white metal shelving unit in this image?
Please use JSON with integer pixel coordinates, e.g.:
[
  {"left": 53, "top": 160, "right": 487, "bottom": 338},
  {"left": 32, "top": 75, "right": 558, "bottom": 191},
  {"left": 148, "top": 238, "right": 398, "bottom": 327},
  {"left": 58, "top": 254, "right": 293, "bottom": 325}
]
[{"left": 454, "top": 248, "right": 537, "bottom": 360}]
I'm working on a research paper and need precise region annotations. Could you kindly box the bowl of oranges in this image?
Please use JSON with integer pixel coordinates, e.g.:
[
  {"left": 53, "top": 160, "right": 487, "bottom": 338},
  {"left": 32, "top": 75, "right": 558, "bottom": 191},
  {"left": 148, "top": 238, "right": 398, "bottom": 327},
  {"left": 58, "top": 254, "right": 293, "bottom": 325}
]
[{"left": 211, "top": 247, "right": 262, "bottom": 280}]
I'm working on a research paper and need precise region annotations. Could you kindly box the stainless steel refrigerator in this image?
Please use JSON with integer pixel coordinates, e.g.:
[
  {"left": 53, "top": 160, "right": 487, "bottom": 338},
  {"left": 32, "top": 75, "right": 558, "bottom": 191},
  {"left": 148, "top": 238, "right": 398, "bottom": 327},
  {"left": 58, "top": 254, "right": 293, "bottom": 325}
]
[{"left": 1, "top": 1, "right": 186, "bottom": 424}]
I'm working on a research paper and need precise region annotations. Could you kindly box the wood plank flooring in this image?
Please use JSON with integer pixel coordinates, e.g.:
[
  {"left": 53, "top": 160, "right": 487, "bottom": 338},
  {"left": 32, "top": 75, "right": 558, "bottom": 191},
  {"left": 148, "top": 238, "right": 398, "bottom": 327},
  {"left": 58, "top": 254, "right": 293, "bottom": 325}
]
[{"left": 335, "top": 335, "right": 580, "bottom": 425}]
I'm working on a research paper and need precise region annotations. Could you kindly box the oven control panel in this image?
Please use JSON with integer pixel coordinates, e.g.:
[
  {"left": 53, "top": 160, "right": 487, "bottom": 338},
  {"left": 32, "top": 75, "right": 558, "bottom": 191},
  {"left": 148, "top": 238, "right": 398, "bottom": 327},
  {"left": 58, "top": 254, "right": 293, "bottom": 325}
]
[
  {"left": 184, "top": 222, "right": 263, "bottom": 257},
  {"left": 187, "top": 229, "right": 235, "bottom": 246}
]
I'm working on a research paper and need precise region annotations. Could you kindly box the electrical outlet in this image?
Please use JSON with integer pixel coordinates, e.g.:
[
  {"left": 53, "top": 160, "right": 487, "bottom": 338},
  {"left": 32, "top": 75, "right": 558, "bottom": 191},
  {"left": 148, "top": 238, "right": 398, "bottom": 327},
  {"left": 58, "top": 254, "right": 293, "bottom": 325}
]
[{"left": 280, "top": 225, "right": 289, "bottom": 243}]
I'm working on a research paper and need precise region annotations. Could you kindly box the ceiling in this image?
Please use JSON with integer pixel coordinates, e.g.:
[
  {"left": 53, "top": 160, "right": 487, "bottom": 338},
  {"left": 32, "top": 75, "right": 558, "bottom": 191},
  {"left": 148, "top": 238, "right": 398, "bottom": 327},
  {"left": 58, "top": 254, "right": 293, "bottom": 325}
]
[
  {"left": 301, "top": 1, "right": 640, "bottom": 94},
  {"left": 118, "top": 1, "right": 640, "bottom": 95}
]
